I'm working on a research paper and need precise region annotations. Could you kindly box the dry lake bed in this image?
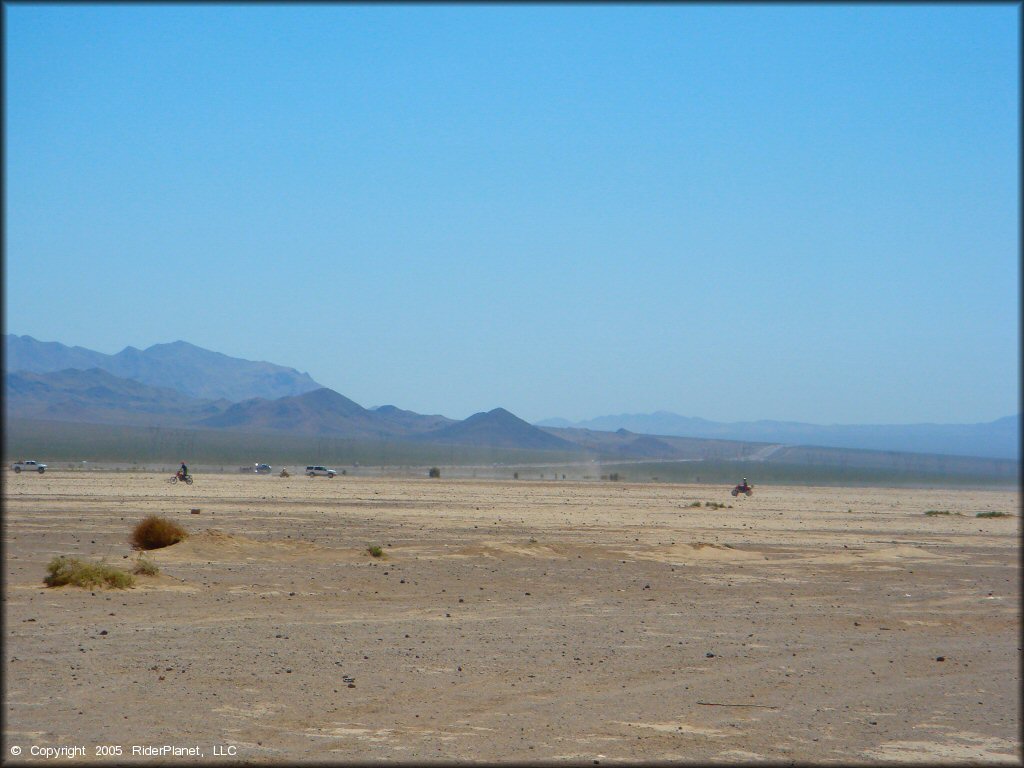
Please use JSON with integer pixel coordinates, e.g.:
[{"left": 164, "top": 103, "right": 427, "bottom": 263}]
[{"left": 3, "top": 471, "right": 1020, "bottom": 763}]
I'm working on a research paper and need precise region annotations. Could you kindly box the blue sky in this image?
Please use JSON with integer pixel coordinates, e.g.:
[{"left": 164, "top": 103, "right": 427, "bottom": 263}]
[{"left": 5, "top": 4, "right": 1019, "bottom": 424}]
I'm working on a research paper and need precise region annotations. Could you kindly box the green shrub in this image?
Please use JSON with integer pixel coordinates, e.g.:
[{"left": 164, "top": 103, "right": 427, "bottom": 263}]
[
  {"left": 925, "top": 510, "right": 955, "bottom": 516},
  {"left": 428, "top": 467, "right": 441, "bottom": 478},
  {"left": 367, "top": 545, "right": 384, "bottom": 558},
  {"left": 688, "top": 501, "right": 702, "bottom": 508},
  {"left": 976, "top": 511, "right": 1010, "bottom": 518},
  {"left": 44, "top": 557, "right": 135, "bottom": 589},
  {"left": 131, "top": 516, "right": 188, "bottom": 550}
]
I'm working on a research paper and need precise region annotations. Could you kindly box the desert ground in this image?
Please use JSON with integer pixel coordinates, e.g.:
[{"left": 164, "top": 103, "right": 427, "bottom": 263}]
[{"left": 3, "top": 470, "right": 1020, "bottom": 764}]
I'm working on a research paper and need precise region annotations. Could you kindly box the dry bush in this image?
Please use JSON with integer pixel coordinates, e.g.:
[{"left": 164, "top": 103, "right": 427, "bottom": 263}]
[
  {"left": 44, "top": 557, "right": 135, "bottom": 589},
  {"left": 132, "top": 556, "right": 160, "bottom": 576},
  {"left": 131, "top": 515, "right": 188, "bottom": 550}
]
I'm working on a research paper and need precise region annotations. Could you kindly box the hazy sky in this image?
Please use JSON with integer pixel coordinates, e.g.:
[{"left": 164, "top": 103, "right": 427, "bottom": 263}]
[{"left": 5, "top": 4, "right": 1019, "bottom": 424}]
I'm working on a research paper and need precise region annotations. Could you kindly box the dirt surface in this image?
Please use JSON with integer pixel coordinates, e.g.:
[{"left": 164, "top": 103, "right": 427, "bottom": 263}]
[{"left": 3, "top": 472, "right": 1020, "bottom": 763}]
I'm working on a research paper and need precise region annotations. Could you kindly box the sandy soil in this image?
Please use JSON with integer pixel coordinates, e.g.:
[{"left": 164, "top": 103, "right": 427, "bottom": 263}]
[{"left": 3, "top": 471, "right": 1020, "bottom": 763}]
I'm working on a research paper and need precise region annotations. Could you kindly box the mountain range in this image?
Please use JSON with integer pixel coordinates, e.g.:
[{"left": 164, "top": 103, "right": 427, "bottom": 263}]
[
  {"left": 5, "top": 334, "right": 321, "bottom": 401},
  {"left": 4, "top": 334, "right": 1019, "bottom": 466},
  {"left": 537, "top": 411, "right": 1020, "bottom": 461}
]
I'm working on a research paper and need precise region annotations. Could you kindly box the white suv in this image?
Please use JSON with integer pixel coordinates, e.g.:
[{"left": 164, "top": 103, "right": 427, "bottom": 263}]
[
  {"left": 305, "top": 465, "right": 336, "bottom": 478},
  {"left": 12, "top": 460, "right": 47, "bottom": 474}
]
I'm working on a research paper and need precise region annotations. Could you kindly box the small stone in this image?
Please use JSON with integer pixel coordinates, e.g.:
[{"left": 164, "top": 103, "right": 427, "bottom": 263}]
[
  {"left": 706, "top": 652, "right": 715, "bottom": 658},
  {"left": 936, "top": 656, "right": 945, "bottom": 662}
]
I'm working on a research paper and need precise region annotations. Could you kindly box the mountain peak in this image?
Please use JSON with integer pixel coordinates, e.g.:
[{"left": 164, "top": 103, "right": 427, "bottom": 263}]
[{"left": 5, "top": 334, "right": 325, "bottom": 402}]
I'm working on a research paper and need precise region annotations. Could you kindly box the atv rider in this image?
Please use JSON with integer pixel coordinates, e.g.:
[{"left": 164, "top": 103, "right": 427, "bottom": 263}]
[{"left": 741, "top": 477, "right": 750, "bottom": 491}]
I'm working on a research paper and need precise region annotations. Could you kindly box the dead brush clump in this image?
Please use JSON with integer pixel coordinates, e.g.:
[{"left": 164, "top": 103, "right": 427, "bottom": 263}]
[
  {"left": 44, "top": 557, "right": 135, "bottom": 589},
  {"left": 132, "top": 555, "right": 160, "bottom": 576},
  {"left": 131, "top": 515, "right": 188, "bottom": 550}
]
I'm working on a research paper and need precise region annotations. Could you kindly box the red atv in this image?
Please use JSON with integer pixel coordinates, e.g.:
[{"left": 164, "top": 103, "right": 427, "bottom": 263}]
[{"left": 731, "top": 481, "right": 753, "bottom": 497}]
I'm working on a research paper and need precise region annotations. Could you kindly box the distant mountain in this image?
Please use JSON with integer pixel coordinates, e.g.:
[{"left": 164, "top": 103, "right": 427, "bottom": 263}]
[
  {"left": 419, "top": 408, "right": 578, "bottom": 451},
  {"left": 4, "top": 368, "right": 226, "bottom": 426},
  {"left": 196, "top": 388, "right": 395, "bottom": 438},
  {"left": 4, "top": 335, "right": 323, "bottom": 402},
  {"left": 370, "top": 405, "right": 456, "bottom": 434},
  {"left": 6, "top": 335, "right": 1018, "bottom": 467},
  {"left": 536, "top": 411, "right": 1021, "bottom": 460}
]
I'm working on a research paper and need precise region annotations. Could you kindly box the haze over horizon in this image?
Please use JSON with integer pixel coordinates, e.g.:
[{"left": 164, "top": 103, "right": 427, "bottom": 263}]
[{"left": 5, "top": 5, "right": 1019, "bottom": 425}]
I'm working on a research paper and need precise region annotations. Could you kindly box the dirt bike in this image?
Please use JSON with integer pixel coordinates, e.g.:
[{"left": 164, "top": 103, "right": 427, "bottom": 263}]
[
  {"left": 170, "top": 472, "right": 193, "bottom": 485},
  {"left": 731, "top": 483, "right": 752, "bottom": 497}
]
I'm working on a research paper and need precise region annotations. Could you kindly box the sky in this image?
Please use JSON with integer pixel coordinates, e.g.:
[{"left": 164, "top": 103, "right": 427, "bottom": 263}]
[{"left": 4, "top": 4, "right": 1019, "bottom": 425}]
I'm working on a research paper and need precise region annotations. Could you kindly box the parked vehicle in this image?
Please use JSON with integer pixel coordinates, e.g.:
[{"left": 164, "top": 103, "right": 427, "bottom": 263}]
[
  {"left": 306, "top": 465, "right": 336, "bottom": 478},
  {"left": 254, "top": 463, "right": 272, "bottom": 474},
  {"left": 12, "top": 460, "right": 47, "bottom": 474}
]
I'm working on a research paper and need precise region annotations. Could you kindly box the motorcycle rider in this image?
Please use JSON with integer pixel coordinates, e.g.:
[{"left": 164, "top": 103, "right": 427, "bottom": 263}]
[{"left": 179, "top": 461, "right": 188, "bottom": 480}]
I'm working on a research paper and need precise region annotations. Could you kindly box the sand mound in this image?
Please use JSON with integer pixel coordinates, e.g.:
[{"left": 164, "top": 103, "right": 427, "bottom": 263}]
[
  {"left": 630, "top": 541, "right": 767, "bottom": 565},
  {"left": 151, "top": 528, "right": 334, "bottom": 563},
  {"left": 800, "top": 544, "right": 948, "bottom": 566},
  {"left": 451, "top": 540, "right": 574, "bottom": 560}
]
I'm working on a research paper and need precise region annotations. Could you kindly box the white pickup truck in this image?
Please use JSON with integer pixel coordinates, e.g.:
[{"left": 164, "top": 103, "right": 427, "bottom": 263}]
[{"left": 12, "top": 460, "right": 47, "bottom": 474}]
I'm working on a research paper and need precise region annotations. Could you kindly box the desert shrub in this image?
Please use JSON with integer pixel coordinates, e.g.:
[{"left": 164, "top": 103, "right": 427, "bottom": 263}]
[
  {"left": 428, "top": 467, "right": 441, "bottom": 478},
  {"left": 367, "top": 545, "right": 384, "bottom": 558},
  {"left": 44, "top": 557, "right": 135, "bottom": 589},
  {"left": 704, "top": 501, "right": 726, "bottom": 509},
  {"left": 132, "top": 556, "right": 160, "bottom": 576},
  {"left": 131, "top": 515, "right": 188, "bottom": 550},
  {"left": 976, "top": 511, "right": 1010, "bottom": 518},
  {"left": 609, "top": 473, "right": 620, "bottom": 482},
  {"left": 688, "top": 501, "right": 702, "bottom": 508},
  {"left": 925, "top": 510, "right": 955, "bottom": 516}
]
